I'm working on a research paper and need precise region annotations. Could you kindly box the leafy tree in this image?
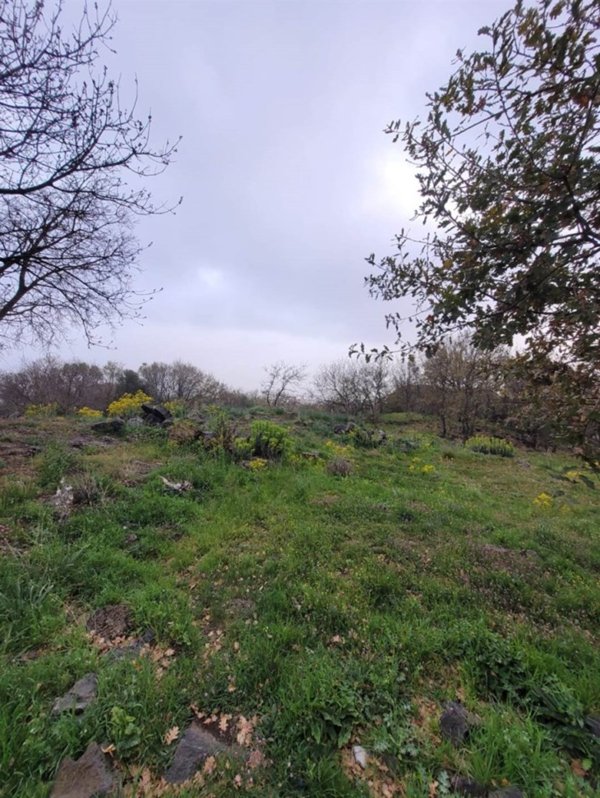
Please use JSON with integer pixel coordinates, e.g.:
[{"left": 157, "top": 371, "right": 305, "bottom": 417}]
[
  {"left": 365, "top": 0, "right": 599, "bottom": 369},
  {"left": 0, "top": 1, "right": 180, "bottom": 347}
]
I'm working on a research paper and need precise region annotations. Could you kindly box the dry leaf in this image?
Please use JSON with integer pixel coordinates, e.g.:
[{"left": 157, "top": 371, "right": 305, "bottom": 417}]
[
  {"left": 429, "top": 781, "right": 438, "bottom": 798},
  {"left": 571, "top": 759, "right": 587, "bottom": 778},
  {"left": 164, "top": 726, "right": 180, "bottom": 745},
  {"left": 101, "top": 743, "right": 116, "bottom": 756},
  {"left": 219, "top": 714, "right": 232, "bottom": 733},
  {"left": 233, "top": 774, "right": 243, "bottom": 788},
  {"left": 247, "top": 749, "right": 265, "bottom": 770},
  {"left": 236, "top": 715, "right": 257, "bottom": 746},
  {"left": 203, "top": 755, "right": 217, "bottom": 775}
]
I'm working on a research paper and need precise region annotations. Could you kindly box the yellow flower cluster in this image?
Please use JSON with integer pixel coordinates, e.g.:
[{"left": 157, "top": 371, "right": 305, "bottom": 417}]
[
  {"left": 533, "top": 492, "right": 553, "bottom": 508},
  {"left": 324, "top": 440, "right": 351, "bottom": 457},
  {"left": 77, "top": 406, "right": 103, "bottom": 418},
  {"left": 408, "top": 457, "right": 435, "bottom": 475},
  {"left": 24, "top": 402, "right": 59, "bottom": 417},
  {"left": 107, "top": 390, "right": 153, "bottom": 417},
  {"left": 246, "top": 458, "right": 268, "bottom": 471}
]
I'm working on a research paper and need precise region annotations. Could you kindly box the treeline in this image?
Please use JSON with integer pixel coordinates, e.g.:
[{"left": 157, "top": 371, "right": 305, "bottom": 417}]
[
  {"left": 0, "top": 358, "right": 255, "bottom": 416},
  {"left": 1, "top": 340, "right": 597, "bottom": 461},
  {"left": 313, "top": 337, "right": 598, "bottom": 461}
]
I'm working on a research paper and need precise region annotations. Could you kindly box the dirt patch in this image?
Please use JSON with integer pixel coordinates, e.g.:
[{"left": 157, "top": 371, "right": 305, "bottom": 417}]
[
  {"left": 86, "top": 604, "right": 133, "bottom": 640},
  {"left": 471, "top": 542, "right": 540, "bottom": 576}
]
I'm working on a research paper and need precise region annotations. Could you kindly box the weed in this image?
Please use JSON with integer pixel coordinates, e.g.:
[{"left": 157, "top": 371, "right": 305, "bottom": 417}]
[{"left": 466, "top": 436, "right": 515, "bottom": 457}]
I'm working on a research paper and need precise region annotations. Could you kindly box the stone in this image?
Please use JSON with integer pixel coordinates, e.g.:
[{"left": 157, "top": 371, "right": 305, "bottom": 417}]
[
  {"left": 165, "top": 722, "right": 231, "bottom": 784},
  {"left": 86, "top": 604, "right": 132, "bottom": 640},
  {"left": 450, "top": 775, "right": 488, "bottom": 797},
  {"left": 352, "top": 744, "right": 368, "bottom": 769},
  {"left": 52, "top": 673, "right": 98, "bottom": 715},
  {"left": 489, "top": 789, "right": 524, "bottom": 798},
  {"left": 91, "top": 418, "right": 125, "bottom": 435},
  {"left": 51, "top": 742, "right": 116, "bottom": 798},
  {"left": 440, "top": 701, "right": 476, "bottom": 747},
  {"left": 585, "top": 714, "right": 600, "bottom": 738},
  {"left": 140, "top": 404, "right": 172, "bottom": 425}
]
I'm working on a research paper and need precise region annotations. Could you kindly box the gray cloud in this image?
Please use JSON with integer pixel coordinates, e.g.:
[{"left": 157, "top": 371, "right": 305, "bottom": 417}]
[{"left": 3, "top": 0, "right": 511, "bottom": 389}]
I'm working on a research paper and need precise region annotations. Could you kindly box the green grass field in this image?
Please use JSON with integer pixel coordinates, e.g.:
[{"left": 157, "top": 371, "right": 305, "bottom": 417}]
[{"left": 0, "top": 410, "right": 598, "bottom": 797}]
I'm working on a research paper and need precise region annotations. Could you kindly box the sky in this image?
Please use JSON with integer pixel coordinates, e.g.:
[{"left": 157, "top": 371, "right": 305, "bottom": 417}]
[{"left": 3, "top": 0, "right": 511, "bottom": 391}]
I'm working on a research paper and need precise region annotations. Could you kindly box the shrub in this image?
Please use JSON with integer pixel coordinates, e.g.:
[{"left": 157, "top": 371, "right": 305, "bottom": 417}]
[
  {"left": 107, "top": 390, "right": 153, "bottom": 417},
  {"left": 246, "top": 420, "right": 291, "bottom": 460},
  {"left": 466, "top": 435, "right": 515, "bottom": 457},
  {"left": 326, "top": 457, "right": 353, "bottom": 477},
  {"left": 77, "top": 406, "right": 103, "bottom": 419},
  {"left": 24, "top": 402, "right": 59, "bottom": 417}
]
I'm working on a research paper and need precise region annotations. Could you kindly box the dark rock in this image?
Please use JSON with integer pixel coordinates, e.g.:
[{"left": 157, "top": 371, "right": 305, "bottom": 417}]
[
  {"left": 51, "top": 742, "right": 116, "bottom": 798},
  {"left": 140, "top": 404, "right": 172, "bottom": 425},
  {"left": 91, "top": 418, "right": 125, "bottom": 435},
  {"left": 165, "top": 723, "right": 231, "bottom": 783},
  {"left": 440, "top": 701, "right": 477, "bottom": 747},
  {"left": 489, "top": 788, "right": 523, "bottom": 798},
  {"left": 70, "top": 437, "right": 93, "bottom": 449},
  {"left": 52, "top": 673, "right": 98, "bottom": 715},
  {"left": 107, "top": 628, "right": 155, "bottom": 661},
  {"left": 86, "top": 604, "right": 132, "bottom": 640},
  {"left": 450, "top": 775, "right": 488, "bottom": 797},
  {"left": 585, "top": 714, "right": 600, "bottom": 738},
  {"left": 333, "top": 422, "right": 356, "bottom": 434}
]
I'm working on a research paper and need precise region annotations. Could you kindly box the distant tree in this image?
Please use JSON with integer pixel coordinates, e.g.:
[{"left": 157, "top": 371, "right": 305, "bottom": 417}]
[
  {"left": 138, "top": 361, "right": 225, "bottom": 403},
  {"left": 0, "top": 0, "right": 180, "bottom": 348},
  {"left": 313, "top": 360, "right": 390, "bottom": 420},
  {"left": 387, "top": 358, "right": 422, "bottom": 413},
  {"left": 364, "top": 0, "right": 599, "bottom": 370},
  {"left": 421, "top": 335, "right": 507, "bottom": 438},
  {"left": 0, "top": 356, "right": 106, "bottom": 414},
  {"left": 261, "top": 362, "right": 306, "bottom": 407},
  {"left": 116, "top": 369, "right": 146, "bottom": 397}
]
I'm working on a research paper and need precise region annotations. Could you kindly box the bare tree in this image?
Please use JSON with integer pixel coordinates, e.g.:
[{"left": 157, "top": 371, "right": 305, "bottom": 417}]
[
  {"left": 313, "top": 360, "right": 390, "bottom": 420},
  {"left": 261, "top": 361, "right": 306, "bottom": 407},
  {"left": 0, "top": 1, "right": 180, "bottom": 347},
  {"left": 139, "top": 360, "right": 225, "bottom": 403}
]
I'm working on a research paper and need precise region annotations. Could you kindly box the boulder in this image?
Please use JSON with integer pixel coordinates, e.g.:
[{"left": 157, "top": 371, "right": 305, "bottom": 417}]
[
  {"left": 51, "top": 742, "right": 116, "bottom": 798},
  {"left": 140, "top": 404, "right": 172, "bottom": 425},
  {"left": 91, "top": 419, "right": 124, "bottom": 435},
  {"left": 52, "top": 673, "right": 98, "bottom": 715},
  {"left": 165, "top": 722, "right": 232, "bottom": 784}
]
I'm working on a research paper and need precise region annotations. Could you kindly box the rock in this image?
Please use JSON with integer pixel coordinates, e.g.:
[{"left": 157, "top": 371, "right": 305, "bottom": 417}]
[
  {"left": 450, "top": 775, "right": 488, "bottom": 796},
  {"left": 91, "top": 418, "right": 125, "bottom": 435},
  {"left": 489, "top": 788, "right": 523, "bottom": 798},
  {"left": 352, "top": 744, "right": 368, "bottom": 769},
  {"left": 140, "top": 404, "right": 172, "bottom": 425},
  {"left": 86, "top": 604, "right": 132, "bottom": 640},
  {"left": 165, "top": 722, "right": 231, "bottom": 784},
  {"left": 51, "top": 742, "right": 116, "bottom": 798},
  {"left": 107, "top": 628, "right": 155, "bottom": 661},
  {"left": 160, "top": 475, "right": 193, "bottom": 493},
  {"left": 585, "top": 714, "right": 600, "bottom": 738},
  {"left": 440, "top": 701, "right": 477, "bottom": 747},
  {"left": 126, "top": 416, "right": 145, "bottom": 428},
  {"left": 52, "top": 673, "right": 98, "bottom": 715}
]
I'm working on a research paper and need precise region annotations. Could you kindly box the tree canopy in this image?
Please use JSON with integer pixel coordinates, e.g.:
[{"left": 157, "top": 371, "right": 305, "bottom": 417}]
[
  {"left": 365, "top": 0, "right": 599, "bottom": 370},
  {"left": 0, "top": 0, "right": 180, "bottom": 347}
]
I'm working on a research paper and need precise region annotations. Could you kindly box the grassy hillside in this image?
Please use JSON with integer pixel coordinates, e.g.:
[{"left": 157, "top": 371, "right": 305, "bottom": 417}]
[{"left": 0, "top": 410, "right": 598, "bottom": 797}]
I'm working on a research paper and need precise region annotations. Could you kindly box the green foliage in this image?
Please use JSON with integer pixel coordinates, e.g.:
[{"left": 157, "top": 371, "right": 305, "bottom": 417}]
[
  {"left": 37, "top": 443, "right": 78, "bottom": 488},
  {"left": 245, "top": 420, "right": 292, "bottom": 460},
  {"left": 466, "top": 435, "right": 515, "bottom": 458}
]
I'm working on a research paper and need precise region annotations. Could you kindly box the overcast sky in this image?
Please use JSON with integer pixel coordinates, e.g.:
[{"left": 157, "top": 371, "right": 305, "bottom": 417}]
[{"left": 4, "top": 0, "right": 511, "bottom": 390}]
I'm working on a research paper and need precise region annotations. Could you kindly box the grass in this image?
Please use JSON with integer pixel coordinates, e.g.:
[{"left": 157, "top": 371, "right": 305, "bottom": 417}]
[{"left": 0, "top": 413, "right": 598, "bottom": 797}]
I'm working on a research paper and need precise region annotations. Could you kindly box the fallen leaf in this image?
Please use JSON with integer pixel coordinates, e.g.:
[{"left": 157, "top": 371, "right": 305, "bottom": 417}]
[
  {"left": 203, "top": 755, "right": 216, "bottom": 775},
  {"left": 233, "top": 774, "right": 243, "bottom": 788},
  {"left": 429, "top": 781, "right": 438, "bottom": 798},
  {"left": 164, "top": 726, "right": 180, "bottom": 745}
]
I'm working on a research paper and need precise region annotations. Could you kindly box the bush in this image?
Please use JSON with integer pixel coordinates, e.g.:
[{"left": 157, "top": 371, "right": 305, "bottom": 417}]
[
  {"left": 77, "top": 406, "right": 103, "bottom": 419},
  {"left": 24, "top": 402, "right": 59, "bottom": 417},
  {"left": 466, "top": 436, "right": 515, "bottom": 457},
  {"left": 107, "top": 390, "right": 153, "bottom": 417},
  {"left": 326, "top": 457, "right": 353, "bottom": 477},
  {"left": 246, "top": 420, "right": 291, "bottom": 460}
]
